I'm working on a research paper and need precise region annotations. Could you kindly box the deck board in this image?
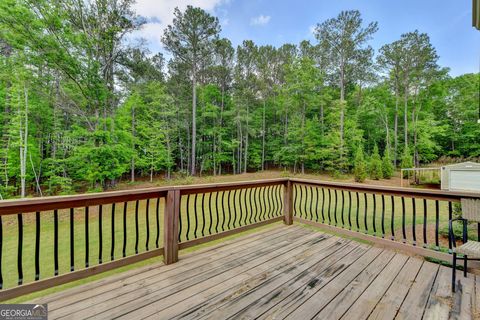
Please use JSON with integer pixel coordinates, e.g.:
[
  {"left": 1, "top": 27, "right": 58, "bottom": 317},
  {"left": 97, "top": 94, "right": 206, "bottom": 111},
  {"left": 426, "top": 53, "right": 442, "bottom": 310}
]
[
  {"left": 194, "top": 241, "right": 366, "bottom": 320},
  {"left": 336, "top": 253, "right": 408, "bottom": 320},
  {"left": 142, "top": 234, "right": 343, "bottom": 319},
  {"left": 262, "top": 247, "right": 384, "bottom": 320},
  {"left": 369, "top": 257, "right": 423, "bottom": 320},
  {"left": 30, "top": 225, "right": 477, "bottom": 320},
  {"left": 395, "top": 260, "right": 439, "bottom": 320},
  {"left": 35, "top": 224, "right": 292, "bottom": 307},
  {"left": 110, "top": 230, "right": 334, "bottom": 320},
  {"left": 51, "top": 226, "right": 309, "bottom": 319}
]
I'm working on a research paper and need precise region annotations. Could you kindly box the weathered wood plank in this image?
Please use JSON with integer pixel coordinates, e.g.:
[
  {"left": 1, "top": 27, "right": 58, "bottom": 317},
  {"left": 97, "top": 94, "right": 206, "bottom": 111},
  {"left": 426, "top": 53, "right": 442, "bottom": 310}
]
[
  {"left": 40, "top": 224, "right": 296, "bottom": 309},
  {"left": 23, "top": 225, "right": 477, "bottom": 320},
  {"left": 178, "top": 216, "right": 284, "bottom": 250},
  {"left": 423, "top": 266, "right": 453, "bottom": 320},
  {"left": 290, "top": 178, "right": 477, "bottom": 202},
  {"left": 164, "top": 189, "right": 179, "bottom": 264},
  {"left": 248, "top": 247, "right": 385, "bottom": 320},
  {"left": 450, "top": 269, "right": 475, "bottom": 320},
  {"left": 331, "top": 253, "right": 408, "bottom": 320},
  {"left": 475, "top": 275, "right": 480, "bottom": 319},
  {"left": 197, "top": 243, "right": 369, "bottom": 320},
  {"left": 50, "top": 227, "right": 316, "bottom": 319},
  {"left": 295, "top": 217, "right": 456, "bottom": 266},
  {"left": 368, "top": 257, "right": 423, "bottom": 320},
  {"left": 126, "top": 233, "right": 344, "bottom": 319},
  {"left": 33, "top": 224, "right": 290, "bottom": 306},
  {"left": 395, "top": 260, "right": 439, "bottom": 320},
  {"left": 93, "top": 231, "right": 330, "bottom": 320},
  {"left": 283, "top": 180, "right": 293, "bottom": 225}
]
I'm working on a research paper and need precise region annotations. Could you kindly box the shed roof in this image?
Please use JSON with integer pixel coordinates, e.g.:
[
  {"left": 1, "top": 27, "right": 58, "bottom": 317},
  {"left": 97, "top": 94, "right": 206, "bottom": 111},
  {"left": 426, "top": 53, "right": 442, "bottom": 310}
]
[{"left": 442, "top": 161, "right": 480, "bottom": 169}]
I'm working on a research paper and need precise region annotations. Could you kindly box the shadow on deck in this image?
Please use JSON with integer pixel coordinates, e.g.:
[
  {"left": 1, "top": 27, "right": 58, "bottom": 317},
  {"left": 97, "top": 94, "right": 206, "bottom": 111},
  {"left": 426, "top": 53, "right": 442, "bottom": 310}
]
[{"left": 31, "top": 224, "right": 479, "bottom": 320}]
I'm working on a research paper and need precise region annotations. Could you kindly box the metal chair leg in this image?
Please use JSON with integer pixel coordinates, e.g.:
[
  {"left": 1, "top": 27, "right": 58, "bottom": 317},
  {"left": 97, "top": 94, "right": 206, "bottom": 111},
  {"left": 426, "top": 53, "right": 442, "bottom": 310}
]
[
  {"left": 452, "top": 253, "right": 457, "bottom": 292},
  {"left": 464, "top": 255, "right": 468, "bottom": 277}
]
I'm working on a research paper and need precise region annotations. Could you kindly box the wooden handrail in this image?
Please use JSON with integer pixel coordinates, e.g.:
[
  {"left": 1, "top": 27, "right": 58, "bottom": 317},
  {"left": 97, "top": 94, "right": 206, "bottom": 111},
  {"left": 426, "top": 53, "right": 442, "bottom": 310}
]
[
  {"left": 290, "top": 178, "right": 480, "bottom": 202},
  {"left": 2, "top": 177, "right": 477, "bottom": 216},
  {"left": 0, "top": 187, "right": 170, "bottom": 215},
  {"left": 175, "top": 178, "right": 287, "bottom": 195},
  {"left": 0, "top": 179, "right": 288, "bottom": 216}
]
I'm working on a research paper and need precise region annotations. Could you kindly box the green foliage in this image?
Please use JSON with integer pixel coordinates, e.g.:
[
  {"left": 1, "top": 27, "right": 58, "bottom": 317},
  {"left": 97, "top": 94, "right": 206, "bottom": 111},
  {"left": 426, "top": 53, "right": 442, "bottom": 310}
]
[
  {"left": 382, "top": 150, "right": 394, "bottom": 179},
  {"left": 353, "top": 146, "right": 367, "bottom": 182},
  {"left": 0, "top": 3, "right": 478, "bottom": 198},
  {"left": 400, "top": 147, "right": 413, "bottom": 178},
  {"left": 369, "top": 144, "right": 383, "bottom": 180}
]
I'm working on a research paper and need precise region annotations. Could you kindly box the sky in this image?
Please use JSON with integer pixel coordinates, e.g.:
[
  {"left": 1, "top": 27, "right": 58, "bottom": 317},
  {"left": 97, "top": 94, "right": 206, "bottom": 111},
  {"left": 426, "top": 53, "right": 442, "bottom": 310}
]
[{"left": 133, "top": 0, "right": 480, "bottom": 76}]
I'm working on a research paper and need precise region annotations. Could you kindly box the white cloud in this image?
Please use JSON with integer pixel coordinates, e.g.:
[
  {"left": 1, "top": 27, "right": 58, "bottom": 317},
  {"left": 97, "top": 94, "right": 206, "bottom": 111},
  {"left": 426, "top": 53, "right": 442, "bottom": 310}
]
[
  {"left": 250, "top": 15, "right": 271, "bottom": 26},
  {"left": 132, "top": 0, "right": 227, "bottom": 50},
  {"left": 309, "top": 25, "right": 316, "bottom": 35}
]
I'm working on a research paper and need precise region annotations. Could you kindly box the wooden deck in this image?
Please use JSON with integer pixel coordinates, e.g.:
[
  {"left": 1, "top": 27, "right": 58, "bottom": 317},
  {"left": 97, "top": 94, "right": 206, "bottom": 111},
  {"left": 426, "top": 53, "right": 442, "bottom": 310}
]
[{"left": 33, "top": 225, "right": 479, "bottom": 320}]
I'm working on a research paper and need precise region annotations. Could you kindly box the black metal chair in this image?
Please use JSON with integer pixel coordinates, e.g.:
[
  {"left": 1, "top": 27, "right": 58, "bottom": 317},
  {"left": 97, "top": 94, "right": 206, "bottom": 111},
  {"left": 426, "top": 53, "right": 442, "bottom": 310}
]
[{"left": 449, "top": 198, "right": 480, "bottom": 292}]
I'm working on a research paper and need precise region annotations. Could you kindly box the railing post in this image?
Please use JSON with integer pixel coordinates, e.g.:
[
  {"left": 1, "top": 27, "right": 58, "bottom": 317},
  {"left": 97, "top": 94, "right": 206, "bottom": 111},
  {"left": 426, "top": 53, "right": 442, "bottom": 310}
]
[
  {"left": 164, "top": 189, "right": 180, "bottom": 264},
  {"left": 284, "top": 180, "right": 294, "bottom": 225}
]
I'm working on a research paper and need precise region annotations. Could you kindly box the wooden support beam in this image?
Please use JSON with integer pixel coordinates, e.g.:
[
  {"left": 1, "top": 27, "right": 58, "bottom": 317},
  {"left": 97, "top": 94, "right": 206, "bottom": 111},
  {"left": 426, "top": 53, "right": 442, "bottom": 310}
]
[
  {"left": 284, "top": 180, "right": 293, "bottom": 225},
  {"left": 164, "top": 190, "right": 180, "bottom": 264}
]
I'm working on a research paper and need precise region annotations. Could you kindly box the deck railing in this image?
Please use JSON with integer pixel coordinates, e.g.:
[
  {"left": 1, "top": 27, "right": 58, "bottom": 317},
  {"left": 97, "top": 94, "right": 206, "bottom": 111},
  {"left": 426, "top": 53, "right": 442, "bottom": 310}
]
[
  {"left": 0, "top": 177, "right": 479, "bottom": 301},
  {"left": 289, "top": 178, "right": 480, "bottom": 262}
]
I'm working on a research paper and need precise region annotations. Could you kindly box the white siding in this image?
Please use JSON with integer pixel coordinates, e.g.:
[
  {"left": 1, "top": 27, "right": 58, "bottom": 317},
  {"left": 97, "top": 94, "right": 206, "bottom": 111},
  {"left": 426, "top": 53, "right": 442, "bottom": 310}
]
[{"left": 449, "top": 170, "right": 480, "bottom": 192}]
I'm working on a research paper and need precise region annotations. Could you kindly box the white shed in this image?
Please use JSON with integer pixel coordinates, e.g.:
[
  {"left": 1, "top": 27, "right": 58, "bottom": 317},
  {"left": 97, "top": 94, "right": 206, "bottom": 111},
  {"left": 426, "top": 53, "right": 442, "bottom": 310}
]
[{"left": 441, "top": 162, "right": 480, "bottom": 192}]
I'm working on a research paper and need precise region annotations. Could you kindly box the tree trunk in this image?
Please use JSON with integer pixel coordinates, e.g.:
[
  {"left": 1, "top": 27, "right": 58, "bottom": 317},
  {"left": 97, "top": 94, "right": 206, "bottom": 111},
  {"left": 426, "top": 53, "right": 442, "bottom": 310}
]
[
  {"left": 131, "top": 103, "right": 135, "bottom": 182},
  {"left": 261, "top": 100, "right": 266, "bottom": 171},
  {"left": 218, "top": 86, "right": 225, "bottom": 175},
  {"left": 320, "top": 104, "right": 324, "bottom": 136},
  {"left": 403, "top": 82, "right": 409, "bottom": 149},
  {"left": 394, "top": 84, "right": 399, "bottom": 166},
  {"left": 237, "top": 121, "right": 242, "bottom": 174},
  {"left": 284, "top": 107, "right": 288, "bottom": 145},
  {"left": 243, "top": 105, "right": 249, "bottom": 174},
  {"left": 30, "top": 153, "right": 42, "bottom": 196},
  {"left": 191, "top": 68, "right": 197, "bottom": 176},
  {"left": 166, "top": 135, "right": 172, "bottom": 179},
  {"left": 20, "top": 86, "right": 29, "bottom": 198},
  {"left": 301, "top": 100, "right": 306, "bottom": 174},
  {"left": 339, "top": 63, "right": 345, "bottom": 159}
]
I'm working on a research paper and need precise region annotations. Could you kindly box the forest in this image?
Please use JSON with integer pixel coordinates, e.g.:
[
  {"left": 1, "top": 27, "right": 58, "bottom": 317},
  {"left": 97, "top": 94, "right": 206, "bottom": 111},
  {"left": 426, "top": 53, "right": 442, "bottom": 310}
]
[{"left": 0, "top": 1, "right": 479, "bottom": 198}]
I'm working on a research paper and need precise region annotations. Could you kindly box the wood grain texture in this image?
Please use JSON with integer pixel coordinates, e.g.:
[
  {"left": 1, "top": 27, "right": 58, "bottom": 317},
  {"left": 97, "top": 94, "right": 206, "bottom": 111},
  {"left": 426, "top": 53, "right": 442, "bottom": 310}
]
[
  {"left": 24, "top": 224, "right": 477, "bottom": 320},
  {"left": 293, "top": 217, "right": 480, "bottom": 268},
  {"left": 178, "top": 216, "right": 284, "bottom": 250},
  {"left": 283, "top": 180, "right": 293, "bottom": 225},
  {"left": 334, "top": 253, "right": 407, "bottom": 320},
  {"left": 130, "top": 232, "right": 340, "bottom": 319},
  {"left": 395, "top": 261, "right": 439, "bottom": 320},
  {"left": 257, "top": 247, "right": 385, "bottom": 320},
  {"left": 47, "top": 227, "right": 304, "bottom": 319},
  {"left": 31, "top": 224, "right": 289, "bottom": 306},
  {"left": 369, "top": 258, "right": 423, "bottom": 320}
]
